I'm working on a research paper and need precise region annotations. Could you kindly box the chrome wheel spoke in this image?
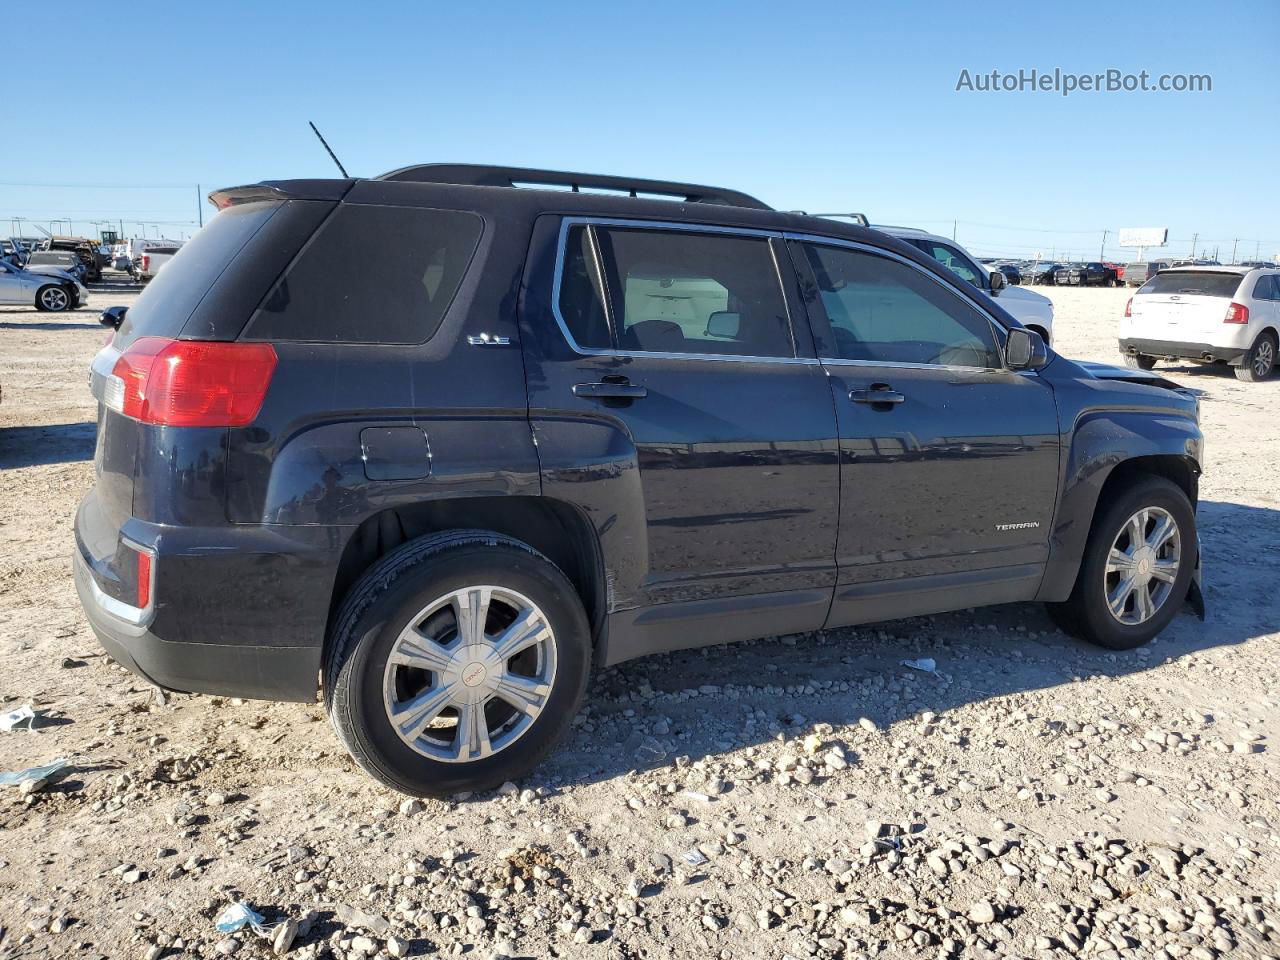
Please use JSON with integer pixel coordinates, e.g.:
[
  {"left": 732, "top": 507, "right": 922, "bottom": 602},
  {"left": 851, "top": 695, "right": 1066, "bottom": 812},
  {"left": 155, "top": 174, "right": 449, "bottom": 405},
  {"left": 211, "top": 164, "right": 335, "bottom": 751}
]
[
  {"left": 493, "top": 672, "right": 551, "bottom": 716},
  {"left": 1126, "top": 510, "right": 1147, "bottom": 548},
  {"left": 1133, "top": 585, "right": 1156, "bottom": 622},
  {"left": 1146, "top": 514, "right": 1176, "bottom": 551},
  {"left": 390, "top": 630, "right": 454, "bottom": 672},
  {"left": 392, "top": 683, "right": 456, "bottom": 740},
  {"left": 453, "top": 587, "right": 493, "bottom": 646},
  {"left": 1106, "top": 547, "right": 1136, "bottom": 574},
  {"left": 490, "top": 608, "right": 551, "bottom": 662},
  {"left": 454, "top": 701, "right": 493, "bottom": 761},
  {"left": 1150, "top": 558, "right": 1179, "bottom": 583},
  {"left": 1108, "top": 575, "right": 1136, "bottom": 619}
]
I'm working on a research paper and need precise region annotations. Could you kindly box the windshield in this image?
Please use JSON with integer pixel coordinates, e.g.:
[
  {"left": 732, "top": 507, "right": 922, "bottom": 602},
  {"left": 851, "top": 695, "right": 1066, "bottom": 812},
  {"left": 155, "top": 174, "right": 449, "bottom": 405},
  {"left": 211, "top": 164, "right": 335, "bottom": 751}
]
[{"left": 1138, "top": 271, "right": 1244, "bottom": 297}]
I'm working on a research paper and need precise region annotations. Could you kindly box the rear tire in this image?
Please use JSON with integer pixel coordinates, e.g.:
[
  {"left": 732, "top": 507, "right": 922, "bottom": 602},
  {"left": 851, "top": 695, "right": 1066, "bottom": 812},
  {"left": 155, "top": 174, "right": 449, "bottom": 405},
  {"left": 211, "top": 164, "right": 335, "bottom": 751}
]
[
  {"left": 1234, "top": 332, "right": 1276, "bottom": 382},
  {"left": 325, "top": 531, "right": 591, "bottom": 796},
  {"left": 35, "top": 285, "right": 71, "bottom": 312},
  {"left": 1046, "top": 475, "right": 1195, "bottom": 650},
  {"left": 1124, "top": 354, "right": 1157, "bottom": 370}
]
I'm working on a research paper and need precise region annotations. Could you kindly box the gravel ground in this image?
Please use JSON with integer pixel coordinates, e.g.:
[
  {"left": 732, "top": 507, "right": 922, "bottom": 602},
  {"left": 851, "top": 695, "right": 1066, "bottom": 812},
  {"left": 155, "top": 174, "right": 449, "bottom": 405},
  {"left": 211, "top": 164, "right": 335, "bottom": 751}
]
[{"left": 0, "top": 276, "right": 1277, "bottom": 960}]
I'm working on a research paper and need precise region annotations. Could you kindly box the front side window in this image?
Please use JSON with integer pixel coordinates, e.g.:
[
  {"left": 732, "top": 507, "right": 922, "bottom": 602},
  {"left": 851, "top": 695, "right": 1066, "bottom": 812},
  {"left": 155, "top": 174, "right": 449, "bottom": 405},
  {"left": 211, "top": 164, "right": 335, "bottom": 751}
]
[
  {"left": 801, "top": 243, "right": 1001, "bottom": 368},
  {"left": 556, "top": 224, "right": 795, "bottom": 358}
]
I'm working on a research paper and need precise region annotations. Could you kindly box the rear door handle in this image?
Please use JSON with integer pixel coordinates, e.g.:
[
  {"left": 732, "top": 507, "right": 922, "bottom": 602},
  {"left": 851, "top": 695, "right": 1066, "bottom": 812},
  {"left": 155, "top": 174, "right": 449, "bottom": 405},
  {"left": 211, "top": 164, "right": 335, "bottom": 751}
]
[
  {"left": 850, "top": 385, "right": 905, "bottom": 405},
  {"left": 573, "top": 380, "right": 648, "bottom": 399}
]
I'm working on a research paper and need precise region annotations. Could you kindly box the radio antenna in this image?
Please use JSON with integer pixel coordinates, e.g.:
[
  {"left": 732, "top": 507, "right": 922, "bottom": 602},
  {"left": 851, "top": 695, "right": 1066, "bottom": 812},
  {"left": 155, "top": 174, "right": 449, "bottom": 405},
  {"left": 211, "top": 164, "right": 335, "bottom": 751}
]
[{"left": 308, "top": 122, "right": 350, "bottom": 178}]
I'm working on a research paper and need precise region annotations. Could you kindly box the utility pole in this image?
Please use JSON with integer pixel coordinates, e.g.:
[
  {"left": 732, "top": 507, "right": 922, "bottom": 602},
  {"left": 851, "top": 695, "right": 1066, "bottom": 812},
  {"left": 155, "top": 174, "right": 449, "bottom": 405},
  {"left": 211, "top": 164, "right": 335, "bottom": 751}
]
[
  {"left": 1256, "top": 241, "right": 1262, "bottom": 261},
  {"left": 1190, "top": 232, "right": 1198, "bottom": 259},
  {"left": 197, "top": 185, "right": 203, "bottom": 228},
  {"left": 1100, "top": 229, "right": 1108, "bottom": 261},
  {"left": 1231, "top": 238, "right": 1239, "bottom": 264},
  {"left": 952, "top": 220, "right": 957, "bottom": 241}
]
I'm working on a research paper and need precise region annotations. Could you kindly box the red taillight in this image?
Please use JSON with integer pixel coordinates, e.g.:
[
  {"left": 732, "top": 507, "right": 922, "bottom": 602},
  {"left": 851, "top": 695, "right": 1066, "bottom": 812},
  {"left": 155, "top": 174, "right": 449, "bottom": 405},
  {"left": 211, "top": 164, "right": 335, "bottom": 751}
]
[
  {"left": 1224, "top": 302, "right": 1249, "bottom": 324},
  {"left": 108, "top": 338, "right": 277, "bottom": 427},
  {"left": 141, "top": 254, "right": 150, "bottom": 271},
  {"left": 136, "top": 550, "right": 152, "bottom": 609},
  {"left": 1124, "top": 297, "right": 1132, "bottom": 317}
]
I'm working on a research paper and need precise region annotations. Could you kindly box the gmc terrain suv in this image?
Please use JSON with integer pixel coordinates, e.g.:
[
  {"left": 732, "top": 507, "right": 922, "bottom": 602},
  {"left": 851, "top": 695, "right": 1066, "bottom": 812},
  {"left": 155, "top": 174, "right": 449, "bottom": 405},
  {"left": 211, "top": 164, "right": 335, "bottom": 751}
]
[{"left": 75, "top": 164, "right": 1205, "bottom": 796}]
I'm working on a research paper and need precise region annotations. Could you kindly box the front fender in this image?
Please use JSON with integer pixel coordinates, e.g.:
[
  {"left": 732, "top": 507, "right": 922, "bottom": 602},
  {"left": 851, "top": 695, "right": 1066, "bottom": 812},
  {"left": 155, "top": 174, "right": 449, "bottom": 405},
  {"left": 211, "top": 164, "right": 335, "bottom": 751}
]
[{"left": 1038, "top": 407, "right": 1202, "bottom": 601}]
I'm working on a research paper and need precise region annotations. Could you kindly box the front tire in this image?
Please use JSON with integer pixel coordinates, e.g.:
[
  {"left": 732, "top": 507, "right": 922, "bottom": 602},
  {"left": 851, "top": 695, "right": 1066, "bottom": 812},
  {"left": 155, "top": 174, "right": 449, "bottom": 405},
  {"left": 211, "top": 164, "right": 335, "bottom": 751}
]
[
  {"left": 1124, "top": 354, "right": 1157, "bottom": 370},
  {"left": 1234, "top": 332, "right": 1276, "bottom": 382},
  {"left": 325, "top": 531, "right": 591, "bottom": 796},
  {"left": 1047, "top": 476, "right": 1195, "bottom": 650},
  {"left": 36, "top": 284, "right": 71, "bottom": 312}
]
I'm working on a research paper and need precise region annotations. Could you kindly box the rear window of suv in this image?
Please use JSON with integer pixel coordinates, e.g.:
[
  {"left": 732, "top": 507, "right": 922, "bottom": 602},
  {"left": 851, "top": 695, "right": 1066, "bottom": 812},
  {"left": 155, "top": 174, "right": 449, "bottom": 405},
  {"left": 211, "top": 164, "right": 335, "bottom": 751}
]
[
  {"left": 117, "top": 201, "right": 284, "bottom": 343},
  {"left": 1138, "top": 271, "right": 1244, "bottom": 298},
  {"left": 245, "top": 204, "right": 482, "bottom": 344}
]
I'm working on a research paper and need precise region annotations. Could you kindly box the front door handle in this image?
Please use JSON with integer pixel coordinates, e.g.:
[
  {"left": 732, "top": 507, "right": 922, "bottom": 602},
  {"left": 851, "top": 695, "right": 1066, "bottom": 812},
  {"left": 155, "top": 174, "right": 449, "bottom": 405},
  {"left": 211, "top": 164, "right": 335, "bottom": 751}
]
[
  {"left": 850, "top": 384, "right": 905, "bottom": 405},
  {"left": 573, "top": 380, "right": 648, "bottom": 399}
]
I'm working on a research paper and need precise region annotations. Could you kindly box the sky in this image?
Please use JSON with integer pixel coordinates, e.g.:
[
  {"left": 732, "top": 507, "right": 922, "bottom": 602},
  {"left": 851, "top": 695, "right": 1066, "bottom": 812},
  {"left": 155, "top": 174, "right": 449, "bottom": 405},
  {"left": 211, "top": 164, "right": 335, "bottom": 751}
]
[{"left": 4, "top": 0, "right": 1278, "bottom": 262}]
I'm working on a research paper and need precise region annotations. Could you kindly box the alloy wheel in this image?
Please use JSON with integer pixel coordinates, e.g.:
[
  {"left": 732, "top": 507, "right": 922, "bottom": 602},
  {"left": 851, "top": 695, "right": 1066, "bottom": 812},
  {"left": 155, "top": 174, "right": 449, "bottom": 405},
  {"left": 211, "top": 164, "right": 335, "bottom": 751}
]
[
  {"left": 1253, "top": 338, "right": 1275, "bottom": 379},
  {"left": 40, "top": 287, "right": 69, "bottom": 311},
  {"left": 382, "top": 585, "right": 557, "bottom": 763},
  {"left": 1103, "top": 506, "right": 1181, "bottom": 626}
]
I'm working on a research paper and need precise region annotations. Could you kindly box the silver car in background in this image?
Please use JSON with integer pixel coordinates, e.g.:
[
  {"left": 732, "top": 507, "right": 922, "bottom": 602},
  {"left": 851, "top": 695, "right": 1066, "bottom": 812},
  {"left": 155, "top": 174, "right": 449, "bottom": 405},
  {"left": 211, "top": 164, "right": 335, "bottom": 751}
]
[{"left": 0, "top": 259, "right": 88, "bottom": 311}]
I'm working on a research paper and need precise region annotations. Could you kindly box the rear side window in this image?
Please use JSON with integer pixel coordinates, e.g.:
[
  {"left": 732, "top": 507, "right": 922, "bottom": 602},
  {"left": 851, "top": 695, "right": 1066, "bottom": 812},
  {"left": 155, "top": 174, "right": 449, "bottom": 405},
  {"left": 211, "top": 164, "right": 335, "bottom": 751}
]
[
  {"left": 1253, "top": 275, "right": 1278, "bottom": 300},
  {"left": 117, "top": 201, "right": 283, "bottom": 342},
  {"left": 1138, "top": 271, "right": 1244, "bottom": 297},
  {"left": 246, "top": 204, "right": 483, "bottom": 344},
  {"left": 556, "top": 224, "right": 794, "bottom": 358}
]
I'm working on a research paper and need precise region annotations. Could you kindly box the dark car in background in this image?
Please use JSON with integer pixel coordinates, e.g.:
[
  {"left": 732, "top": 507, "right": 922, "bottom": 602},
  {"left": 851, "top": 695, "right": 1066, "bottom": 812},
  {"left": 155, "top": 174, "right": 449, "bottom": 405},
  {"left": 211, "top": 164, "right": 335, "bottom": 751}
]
[
  {"left": 1025, "top": 261, "right": 1064, "bottom": 284},
  {"left": 75, "top": 163, "right": 1205, "bottom": 796},
  {"left": 1055, "top": 262, "right": 1119, "bottom": 287},
  {"left": 993, "top": 262, "right": 1022, "bottom": 285}
]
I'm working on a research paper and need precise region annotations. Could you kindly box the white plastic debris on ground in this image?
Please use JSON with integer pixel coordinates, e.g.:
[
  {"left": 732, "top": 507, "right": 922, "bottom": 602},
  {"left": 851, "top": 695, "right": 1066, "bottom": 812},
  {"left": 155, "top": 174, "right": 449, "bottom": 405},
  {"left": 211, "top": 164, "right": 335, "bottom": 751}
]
[{"left": 0, "top": 704, "right": 36, "bottom": 731}]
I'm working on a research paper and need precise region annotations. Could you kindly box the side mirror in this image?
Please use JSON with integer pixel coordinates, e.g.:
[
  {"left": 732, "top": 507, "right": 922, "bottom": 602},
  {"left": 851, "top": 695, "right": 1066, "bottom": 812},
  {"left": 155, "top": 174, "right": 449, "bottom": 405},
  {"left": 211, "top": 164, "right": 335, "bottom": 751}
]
[
  {"left": 988, "top": 269, "right": 1007, "bottom": 295},
  {"left": 99, "top": 305, "right": 128, "bottom": 329},
  {"left": 1005, "top": 327, "right": 1048, "bottom": 370}
]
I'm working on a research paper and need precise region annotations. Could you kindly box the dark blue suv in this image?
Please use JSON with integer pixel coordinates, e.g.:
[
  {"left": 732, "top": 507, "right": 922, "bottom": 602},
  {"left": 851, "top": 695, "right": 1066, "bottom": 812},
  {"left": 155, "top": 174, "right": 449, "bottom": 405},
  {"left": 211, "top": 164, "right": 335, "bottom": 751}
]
[{"left": 75, "top": 164, "right": 1203, "bottom": 795}]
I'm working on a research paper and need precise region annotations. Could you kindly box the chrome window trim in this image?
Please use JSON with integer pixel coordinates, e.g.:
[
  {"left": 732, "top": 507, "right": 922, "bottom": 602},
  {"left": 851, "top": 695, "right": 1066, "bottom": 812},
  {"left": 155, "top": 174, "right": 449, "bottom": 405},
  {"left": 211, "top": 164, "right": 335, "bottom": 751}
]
[
  {"left": 783, "top": 231, "right": 1014, "bottom": 372},
  {"left": 549, "top": 216, "right": 813, "bottom": 365}
]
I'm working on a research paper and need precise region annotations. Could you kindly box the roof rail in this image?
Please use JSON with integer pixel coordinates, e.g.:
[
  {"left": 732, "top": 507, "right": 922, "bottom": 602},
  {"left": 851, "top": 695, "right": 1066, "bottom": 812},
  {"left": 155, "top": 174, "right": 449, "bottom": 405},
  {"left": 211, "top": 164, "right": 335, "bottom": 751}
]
[
  {"left": 374, "top": 163, "right": 772, "bottom": 210},
  {"left": 811, "top": 212, "right": 870, "bottom": 227}
]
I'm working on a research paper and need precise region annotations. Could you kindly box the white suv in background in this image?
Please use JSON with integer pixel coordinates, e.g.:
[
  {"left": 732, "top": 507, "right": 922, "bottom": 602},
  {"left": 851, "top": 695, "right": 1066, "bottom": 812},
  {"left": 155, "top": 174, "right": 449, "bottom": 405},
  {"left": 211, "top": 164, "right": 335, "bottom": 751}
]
[
  {"left": 877, "top": 226, "right": 1055, "bottom": 344},
  {"left": 1120, "top": 266, "right": 1279, "bottom": 382}
]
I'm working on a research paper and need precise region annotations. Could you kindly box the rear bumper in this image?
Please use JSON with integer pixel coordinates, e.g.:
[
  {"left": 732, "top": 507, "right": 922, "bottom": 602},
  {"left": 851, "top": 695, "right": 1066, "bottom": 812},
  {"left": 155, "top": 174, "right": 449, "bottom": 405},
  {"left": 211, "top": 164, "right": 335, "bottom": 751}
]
[
  {"left": 75, "top": 548, "right": 322, "bottom": 701},
  {"left": 75, "top": 549, "right": 320, "bottom": 700},
  {"left": 74, "top": 491, "right": 338, "bottom": 702},
  {"left": 1119, "top": 338, "right": 1247, "bottom": 366}
]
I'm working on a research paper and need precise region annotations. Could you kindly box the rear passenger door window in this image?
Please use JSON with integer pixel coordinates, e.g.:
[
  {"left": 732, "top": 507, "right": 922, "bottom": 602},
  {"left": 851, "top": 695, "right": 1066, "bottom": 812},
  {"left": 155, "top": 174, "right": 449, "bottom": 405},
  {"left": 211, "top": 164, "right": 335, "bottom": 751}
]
[
  {"left": 798, "top": 243, "right": 1001, "bottom": 368},
  {"left": 558, "top": 224, "right": 795, "bottom": 358}
]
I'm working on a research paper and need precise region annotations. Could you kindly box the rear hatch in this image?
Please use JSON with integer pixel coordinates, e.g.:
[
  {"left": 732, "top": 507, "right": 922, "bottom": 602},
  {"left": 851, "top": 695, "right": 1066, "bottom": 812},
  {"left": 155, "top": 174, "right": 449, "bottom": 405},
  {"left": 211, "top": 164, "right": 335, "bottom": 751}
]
[
  {"left": 1128, "top": 270, "right": 1246, "bottom": 342},
  {"left": 89, "top": 189, "right": 342, "bottom": 530}
]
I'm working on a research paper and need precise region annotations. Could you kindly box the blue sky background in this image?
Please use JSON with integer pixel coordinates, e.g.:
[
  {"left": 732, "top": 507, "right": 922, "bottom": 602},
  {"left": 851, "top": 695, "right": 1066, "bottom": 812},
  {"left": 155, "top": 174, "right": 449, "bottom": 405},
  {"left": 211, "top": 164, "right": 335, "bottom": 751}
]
[{"left": 4, "top": 0, "right": 1277, "bottom": 261}]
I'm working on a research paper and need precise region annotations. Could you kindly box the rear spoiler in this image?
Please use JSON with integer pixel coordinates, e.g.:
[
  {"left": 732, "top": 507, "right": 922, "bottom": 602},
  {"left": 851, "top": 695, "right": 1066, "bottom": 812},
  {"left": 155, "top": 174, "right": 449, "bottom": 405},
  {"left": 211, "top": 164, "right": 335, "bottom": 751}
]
[{"left": 207, "top": 179, "right": 353, "bottom": 210}]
